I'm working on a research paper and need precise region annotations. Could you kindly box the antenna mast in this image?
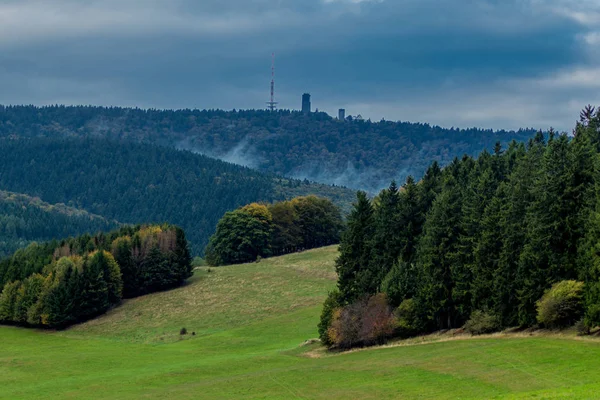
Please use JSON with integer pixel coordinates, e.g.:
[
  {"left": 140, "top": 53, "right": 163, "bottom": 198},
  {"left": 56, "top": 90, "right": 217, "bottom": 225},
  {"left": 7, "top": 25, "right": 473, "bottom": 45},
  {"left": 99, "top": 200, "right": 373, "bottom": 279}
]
[{"left": 267, "top": 53, "right": 278, "bottom": 111}]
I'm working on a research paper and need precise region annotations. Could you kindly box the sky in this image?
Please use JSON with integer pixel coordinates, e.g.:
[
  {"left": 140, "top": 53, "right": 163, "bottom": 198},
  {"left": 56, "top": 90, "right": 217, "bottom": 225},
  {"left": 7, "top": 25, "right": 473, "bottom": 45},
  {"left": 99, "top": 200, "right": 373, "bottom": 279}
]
[{"left": 1, "top": 0, "right": 600, "bottom": 132}]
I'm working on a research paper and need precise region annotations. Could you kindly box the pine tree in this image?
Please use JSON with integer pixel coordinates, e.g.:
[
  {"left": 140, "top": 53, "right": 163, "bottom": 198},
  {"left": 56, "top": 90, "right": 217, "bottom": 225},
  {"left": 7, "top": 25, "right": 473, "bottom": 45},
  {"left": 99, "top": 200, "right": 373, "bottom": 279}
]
[
  {"left": 370, "top": 181, "right": 401, "bottom": 286},
  {"left": 45, "top": 267, "right": 75, "bottom": 328},
  {"left": 112, "top": 236, "right": 138, "bottom": 298},
  {"left": 78, "top": 255, "right": 109, "bottom": 320},
  {"left": 336, "top": 191, "right": 375, "bottom": 303},
  {"left": 495, "top": 140, "right": 540, "bottom": 326},
  {"left": 173, "top": 226, "right": 193, "bottom": 284},
  {"left": 416, "top": 163, "right": 464, "bottom": 329},
  {"left": 398, "top": 176, "right": 422, "bottom": 264}
]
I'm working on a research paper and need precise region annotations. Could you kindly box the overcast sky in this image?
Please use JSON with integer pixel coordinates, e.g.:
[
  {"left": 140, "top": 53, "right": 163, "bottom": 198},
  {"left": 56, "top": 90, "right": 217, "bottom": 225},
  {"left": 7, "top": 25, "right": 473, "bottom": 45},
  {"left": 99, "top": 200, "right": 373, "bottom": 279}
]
[{"left": 1, "top": 0, "right": 599, "bottom": 131}]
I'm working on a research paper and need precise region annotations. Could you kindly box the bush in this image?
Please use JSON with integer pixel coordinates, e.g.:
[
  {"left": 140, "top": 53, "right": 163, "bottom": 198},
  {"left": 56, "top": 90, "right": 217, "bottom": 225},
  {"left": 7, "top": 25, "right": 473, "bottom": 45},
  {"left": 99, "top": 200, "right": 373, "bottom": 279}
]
[
  {"left": 536, "top": 280, "right": 584, "bottom": 329},
  {"left": 381, "top": 262, "right": 416, "bottom": 308},
  {"left": 360, "top": 294, "right": 396, "bottom": 345},
  {"left": 464, "top": 310, "right": 500, "bottom": 335},
  {"left": 326, "top": 294, "right": 396, "bottom": 349},
  {"left": 395, "top": 299, "right": 425, "bottom": 337},
  {"left": 318, "top": 290, "right": 342, "bottom": 346},
  {"left": 575, "top": 319, "right": 588, "bottom": 336}
]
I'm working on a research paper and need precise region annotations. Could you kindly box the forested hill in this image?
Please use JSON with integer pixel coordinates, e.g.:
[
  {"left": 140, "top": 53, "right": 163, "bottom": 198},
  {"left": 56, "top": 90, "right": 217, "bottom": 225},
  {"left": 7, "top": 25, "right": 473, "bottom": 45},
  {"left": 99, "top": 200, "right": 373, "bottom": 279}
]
[
  {"left": 0, "top": 191, "right": 120, "bottom": 257},
  {"left": 0, "top": 138, "right": 354, "bottom": 255},
  {"left": 0, "top": 106, "right": 536, "bottom": 192}
]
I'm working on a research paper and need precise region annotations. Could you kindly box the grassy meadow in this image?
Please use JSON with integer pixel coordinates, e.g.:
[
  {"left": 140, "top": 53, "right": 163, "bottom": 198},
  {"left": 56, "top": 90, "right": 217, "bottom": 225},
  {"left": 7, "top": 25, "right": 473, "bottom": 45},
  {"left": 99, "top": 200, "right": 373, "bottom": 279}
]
[{"left": 2, "top": 246, "right": 600, "bottom": 399}]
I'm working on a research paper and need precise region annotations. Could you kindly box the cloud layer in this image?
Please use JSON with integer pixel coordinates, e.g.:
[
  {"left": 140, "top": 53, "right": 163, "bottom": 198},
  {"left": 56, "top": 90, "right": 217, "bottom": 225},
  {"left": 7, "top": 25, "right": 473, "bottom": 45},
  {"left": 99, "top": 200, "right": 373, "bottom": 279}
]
[{"left": 0, "top": 0, "right": 598, "bottom": 131}]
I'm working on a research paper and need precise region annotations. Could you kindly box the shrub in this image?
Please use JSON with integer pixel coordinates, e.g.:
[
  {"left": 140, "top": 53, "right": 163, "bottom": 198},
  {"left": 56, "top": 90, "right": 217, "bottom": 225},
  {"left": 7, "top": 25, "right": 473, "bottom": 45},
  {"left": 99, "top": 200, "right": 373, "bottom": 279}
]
[
  {"left": 381, "top": 262, "right": 416, "bottom": 308},
  {"left": 536, "top": 280, "right": 584, "bottom": 329},
  {"left": 395, "top": 298, "right": 425, "bottom": 337},
  {"left": 360, "top": 294, "right": 396, "bottom": 345},
  {"left": 327, "top": 302, "right": 363, "bottom": 349},
  {"left": 575, "top": 319, "right": 588, "bottom": 336},
  {"left": 464, "top": 310, "right": 500, "bottom": 335},
  {"left": 318, "top": 290, "right": 342, "bottom": 346},
  {"left": 326, "top": 294, "right": 396, "bottom": 349}
]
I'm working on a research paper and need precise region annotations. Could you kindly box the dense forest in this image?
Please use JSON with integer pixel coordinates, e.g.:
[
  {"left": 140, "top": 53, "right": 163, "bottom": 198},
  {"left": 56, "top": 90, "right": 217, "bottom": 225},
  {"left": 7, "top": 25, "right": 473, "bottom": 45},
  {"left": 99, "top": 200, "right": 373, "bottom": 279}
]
[
  {"left": 206, "top": 196, "right": 344, "bottom": 266},
  {"left": 0, "top": 105, "right": 536, "bottom": 192},
  {"left": 0, "top": 191, "right": 120, "bottom": 257},
  {"left": 319, "top": 107, "right": 600, "bottom": 349},
  {"left": 0, "top": 224, "right": 192, "bottom": 329},
  {"left": 0, "top": 137, "right": 353, "bottom": 254}
]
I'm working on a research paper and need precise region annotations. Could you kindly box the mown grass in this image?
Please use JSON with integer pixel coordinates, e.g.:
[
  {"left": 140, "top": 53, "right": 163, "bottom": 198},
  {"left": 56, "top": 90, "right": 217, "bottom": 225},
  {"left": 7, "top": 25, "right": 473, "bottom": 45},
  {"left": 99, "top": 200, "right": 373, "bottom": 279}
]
[{"left": 2, "top": 246, "right": 600, "bottom": 399}]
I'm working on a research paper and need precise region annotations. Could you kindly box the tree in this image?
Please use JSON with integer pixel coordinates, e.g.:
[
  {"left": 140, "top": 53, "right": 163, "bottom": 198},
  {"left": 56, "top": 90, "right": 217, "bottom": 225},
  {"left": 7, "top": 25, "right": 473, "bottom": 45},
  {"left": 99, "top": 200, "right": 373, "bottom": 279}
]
[
  {"left": 415, "top": 163, "right": 464, "bottom": 329},
  {"left": 381, "top": 261, "right": 417, "bottom": 308},
  {"left": 206, "top": 206, "right": 273, "bottom": 266},
  {"left": 112, "top": 236, "right": 138, "bottom": 298},
  {"left": 291, "top": 196, "right": 344, "bottom": 250},
  {"left": 370, "top": 181, "right": 401, "bottom": 285},
  {"left": 77, "top": 255, "right": 109, "bottom": 320},
  {"left": 269, "top": 201, "right": 302, "bottom": 255},
  {"left": 336, "top": 191, "right": 375, "bottom": 303},
  {"left": 398, "top": 176, "right": 423, "bottom": 264},
  {"left": 0, "top": 280, "right": 20, "bottom": 322}
]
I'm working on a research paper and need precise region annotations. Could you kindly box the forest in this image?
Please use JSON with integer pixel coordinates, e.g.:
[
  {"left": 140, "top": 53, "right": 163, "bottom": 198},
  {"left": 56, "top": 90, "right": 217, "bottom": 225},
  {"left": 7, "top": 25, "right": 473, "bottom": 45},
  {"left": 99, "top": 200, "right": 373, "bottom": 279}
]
[
  {"left": 0, "top": 224, "right": 192, "bottom": 329},
  {"left": 0, "top": 137, "right": 353, "bottom": 255},
  {"left": 0, "top": 191, "right": 120, "bottom": 257},
  {"left": 206, "top": 196, "right": 344, "bottom": 266},
  {"left": 0, "top": 105, "right": 535, "bottom": 192},
  {"left": 319, "top": 106, "right": 600, "bottom": 349}
]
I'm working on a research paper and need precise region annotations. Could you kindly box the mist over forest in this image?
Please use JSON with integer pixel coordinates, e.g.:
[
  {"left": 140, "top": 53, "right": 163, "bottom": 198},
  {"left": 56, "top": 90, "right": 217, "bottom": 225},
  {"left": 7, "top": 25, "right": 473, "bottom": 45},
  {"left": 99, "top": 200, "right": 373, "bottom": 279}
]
[{"left": 0, "top": 105, "right": 536, "bottom": 193}]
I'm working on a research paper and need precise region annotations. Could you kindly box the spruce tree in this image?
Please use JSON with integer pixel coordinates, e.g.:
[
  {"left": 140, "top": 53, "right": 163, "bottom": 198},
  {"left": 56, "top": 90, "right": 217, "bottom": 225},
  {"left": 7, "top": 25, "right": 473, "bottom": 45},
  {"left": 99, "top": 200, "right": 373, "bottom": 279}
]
[
  {"left": 336, "top": 191, "right": 375, "bottom": 303},
  {"left": 416, "top": 163, "right": 464, "bottom": 329},
  {"left": 398, "top": 176, "right": 423, "bottom": 264},
  {"left": 370, "top": 181, "right": 401, "bottom": 286}
]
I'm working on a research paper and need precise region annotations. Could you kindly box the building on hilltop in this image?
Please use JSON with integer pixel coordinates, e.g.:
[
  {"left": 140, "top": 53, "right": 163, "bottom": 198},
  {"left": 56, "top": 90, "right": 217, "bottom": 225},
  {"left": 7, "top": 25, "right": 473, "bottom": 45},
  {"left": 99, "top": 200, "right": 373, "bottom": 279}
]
[
  {"left": 338, "top": 109, "right": 346, "bottom": 120},
  {"left": 302, "top": 93, "right": 311, "bottom": 114}
]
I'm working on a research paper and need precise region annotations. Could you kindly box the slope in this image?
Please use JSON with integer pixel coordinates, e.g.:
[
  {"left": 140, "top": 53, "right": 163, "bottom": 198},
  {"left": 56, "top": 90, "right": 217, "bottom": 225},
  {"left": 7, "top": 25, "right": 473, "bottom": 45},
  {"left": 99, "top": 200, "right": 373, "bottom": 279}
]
[
  {"left": 0, "top": 138, "right": 354, "bottom": 255},
  {"left": 2, "top": 247, "right": 600, "bottom": 399},
  {"left": 0, "top": 105, "right": 536, "bottom": 192},
  {"left": 0, "top": 190, "right": 120, "bottom": 257}
]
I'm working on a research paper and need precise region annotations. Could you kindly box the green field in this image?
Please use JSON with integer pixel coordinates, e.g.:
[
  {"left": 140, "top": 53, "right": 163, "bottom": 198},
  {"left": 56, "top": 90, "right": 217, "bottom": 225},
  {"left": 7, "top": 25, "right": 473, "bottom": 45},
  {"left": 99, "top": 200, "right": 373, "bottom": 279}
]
[{"left": 2, "top": 246, "right": 600, "bottom": 399}]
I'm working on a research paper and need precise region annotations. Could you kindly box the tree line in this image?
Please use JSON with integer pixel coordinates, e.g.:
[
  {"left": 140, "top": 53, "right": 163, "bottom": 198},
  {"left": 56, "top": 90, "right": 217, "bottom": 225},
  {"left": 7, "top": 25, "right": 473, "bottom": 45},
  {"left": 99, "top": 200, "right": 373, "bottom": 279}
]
[
  {"left": 0, "top": 190, "right": 120, "bottom": 257},
  {"left": 320, "top": 106, "right": 600, "bottom": 348},
  {"left": 0, "top": 224, "right": 192, "bottom": 329},
  {"left": 206, "top": 196, "right": 344, "bottom": 266},
  {"left": 0, "top": 137, "right": 353, "bottom": 255},
  {"left": 0, "top": 105, "right": 535, "bottom": 192}
]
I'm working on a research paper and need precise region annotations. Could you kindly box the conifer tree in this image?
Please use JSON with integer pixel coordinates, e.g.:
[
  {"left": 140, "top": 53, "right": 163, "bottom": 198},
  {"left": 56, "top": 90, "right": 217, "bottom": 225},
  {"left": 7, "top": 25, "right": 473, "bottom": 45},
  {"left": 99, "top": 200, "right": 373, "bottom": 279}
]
[
  {"left": 78, "top": 255, "right": 109, "bottom": 320},
  {"left": 112, "top": 236, "right": 138, "bottom": 298},
  {"left": 416, "top": 162, "right": 464, "bottom": 329},
  {"left": 398, "top": 176, "right": 422, "bottom": 264},
  {"left": 370, "top": 181, "right": 401, "bottom": 285},
  {"left": 336, "top": 191, "right": 375, "bottom": 303}
]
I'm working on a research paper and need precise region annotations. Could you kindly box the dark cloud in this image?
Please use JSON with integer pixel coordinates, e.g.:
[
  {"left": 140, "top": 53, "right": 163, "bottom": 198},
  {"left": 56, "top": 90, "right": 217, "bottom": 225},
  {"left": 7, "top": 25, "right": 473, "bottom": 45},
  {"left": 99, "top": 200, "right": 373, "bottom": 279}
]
[{"left": 0, "top": 0, "right": 597, "bottom": 130}]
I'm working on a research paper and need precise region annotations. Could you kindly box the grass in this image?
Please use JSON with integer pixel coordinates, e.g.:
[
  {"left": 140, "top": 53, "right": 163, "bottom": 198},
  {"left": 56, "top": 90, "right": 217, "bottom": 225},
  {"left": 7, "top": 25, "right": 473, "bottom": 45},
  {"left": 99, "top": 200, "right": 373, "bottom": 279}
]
[{"left": 2, "top": 246, "right": 600, "bottom": 399}]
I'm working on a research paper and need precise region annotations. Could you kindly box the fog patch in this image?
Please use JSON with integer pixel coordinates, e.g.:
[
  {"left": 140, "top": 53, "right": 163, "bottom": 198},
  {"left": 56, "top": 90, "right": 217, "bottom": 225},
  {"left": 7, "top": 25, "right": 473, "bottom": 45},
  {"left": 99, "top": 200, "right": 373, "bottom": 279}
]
[
  {"left": 291, "top": 161, "right": 417, "bottom": 194},
  {"left": 176, "top": 137, "right": 262, "bottom": 169}
]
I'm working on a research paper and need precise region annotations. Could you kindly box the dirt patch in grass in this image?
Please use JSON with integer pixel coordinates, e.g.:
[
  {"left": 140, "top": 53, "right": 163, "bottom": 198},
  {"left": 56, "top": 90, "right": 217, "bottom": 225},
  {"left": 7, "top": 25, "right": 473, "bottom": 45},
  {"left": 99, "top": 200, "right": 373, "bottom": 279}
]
[{"left": 305, "top": 327, "right": 600, "bottom": 358}]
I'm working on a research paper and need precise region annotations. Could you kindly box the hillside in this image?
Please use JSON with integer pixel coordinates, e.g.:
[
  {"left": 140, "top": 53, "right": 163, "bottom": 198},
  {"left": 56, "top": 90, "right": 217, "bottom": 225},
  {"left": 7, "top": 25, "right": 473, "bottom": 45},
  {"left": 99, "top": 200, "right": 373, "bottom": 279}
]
[
  {"left": 2, "top": 247, "right": 600, "bottom": 399},
  {"left": 0, "top": 137, "right": 354, "bottom": 255},
  {"left": 0, "top": 190, "right": 119, "bottom": 257},
  {"left": 0, "top": 105, "right": 536, "bottom": 192}
]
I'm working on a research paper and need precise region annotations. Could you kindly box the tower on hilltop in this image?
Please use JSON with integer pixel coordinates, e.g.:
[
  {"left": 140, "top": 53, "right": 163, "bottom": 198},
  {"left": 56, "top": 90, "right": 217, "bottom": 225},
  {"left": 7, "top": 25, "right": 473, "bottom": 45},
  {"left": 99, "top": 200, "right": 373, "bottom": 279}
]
[
  {"left": 267, "top": 53, "right": 277, "bottom": 111},
  {"left": 302, "top": 93, "right": 311, "bottom": 114}
]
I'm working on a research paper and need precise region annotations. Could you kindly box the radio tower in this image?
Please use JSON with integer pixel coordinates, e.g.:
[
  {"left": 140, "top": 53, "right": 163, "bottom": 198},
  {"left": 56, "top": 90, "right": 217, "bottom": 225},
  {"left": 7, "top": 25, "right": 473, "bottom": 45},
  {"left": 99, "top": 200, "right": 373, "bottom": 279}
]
[{"left": 267, "top": 53, "right": 278, "bottom": 111}]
